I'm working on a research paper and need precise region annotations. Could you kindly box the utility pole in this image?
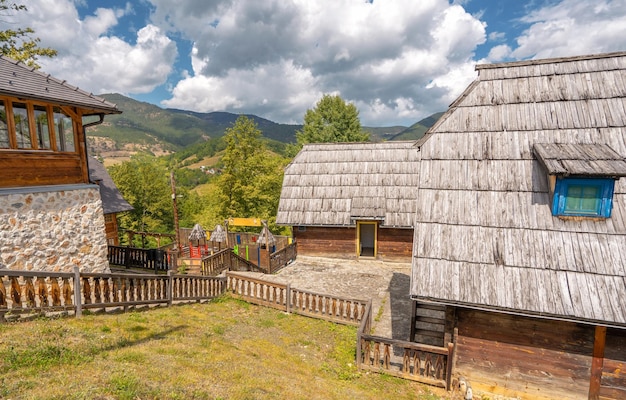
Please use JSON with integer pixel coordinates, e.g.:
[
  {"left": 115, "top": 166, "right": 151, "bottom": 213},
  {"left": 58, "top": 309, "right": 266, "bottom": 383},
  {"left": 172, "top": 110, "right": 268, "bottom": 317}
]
[{"left": 170, "top": 171, "right": 181, "bottom": 251}]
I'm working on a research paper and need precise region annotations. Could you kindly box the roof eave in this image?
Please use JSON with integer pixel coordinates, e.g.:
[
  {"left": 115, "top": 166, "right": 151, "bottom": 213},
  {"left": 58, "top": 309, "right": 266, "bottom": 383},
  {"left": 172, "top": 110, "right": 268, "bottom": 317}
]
[{"left": 410, "top": 296, "right": 626, "bottom": 330}]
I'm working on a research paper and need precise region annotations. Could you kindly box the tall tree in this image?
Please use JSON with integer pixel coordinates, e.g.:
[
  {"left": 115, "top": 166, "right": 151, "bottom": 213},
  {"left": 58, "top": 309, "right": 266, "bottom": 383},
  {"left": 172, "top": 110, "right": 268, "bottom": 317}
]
[
  {"left": 109, "top": 155, "right": 174, "bottom": 236},
  {"left": 215, "top": 115, "right": 288, "bottom": 222},
  {"left": 0, "top": 0, "right": 57, "bottom": 67},
  {"left": 288, "top": 94, "right": 369, "bottom": 156}
]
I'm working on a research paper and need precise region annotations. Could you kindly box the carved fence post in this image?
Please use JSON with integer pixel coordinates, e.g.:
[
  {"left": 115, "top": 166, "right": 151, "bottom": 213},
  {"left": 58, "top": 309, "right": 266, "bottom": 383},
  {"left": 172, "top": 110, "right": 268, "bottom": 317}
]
[
  {"left": 285, "top": 283, "right": 291, "bottom": 314},
  {"left": 167, "top": 270, "right": 173, "bottom": 307},
  {"left": 73, "top": 267, "right": 82, "bottom": 317}
]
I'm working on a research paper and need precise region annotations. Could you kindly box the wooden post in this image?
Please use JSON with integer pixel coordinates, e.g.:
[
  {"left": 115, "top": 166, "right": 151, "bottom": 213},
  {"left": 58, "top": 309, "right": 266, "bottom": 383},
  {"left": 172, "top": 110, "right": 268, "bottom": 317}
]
[
  {"left": 167, "top": 270, "right": 174, "bottom": 307},
  {"left": 73, "top": 266, "right": 82, "bottom": 317},
  {"left": 286, "top": 283, "right": 291, "bottom": 314},
  {"left": 170, "top": 171, "right": 181, "bottom": 252},
  {"left": 589, "top": 325, "right": 607, "bottom": 400}
]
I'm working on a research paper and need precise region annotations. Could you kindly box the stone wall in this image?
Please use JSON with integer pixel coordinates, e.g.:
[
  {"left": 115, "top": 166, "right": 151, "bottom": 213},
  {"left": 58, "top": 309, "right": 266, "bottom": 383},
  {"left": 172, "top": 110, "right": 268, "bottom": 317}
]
[{"left": 0, "top": 185, "right": 111, "bottom": 273}]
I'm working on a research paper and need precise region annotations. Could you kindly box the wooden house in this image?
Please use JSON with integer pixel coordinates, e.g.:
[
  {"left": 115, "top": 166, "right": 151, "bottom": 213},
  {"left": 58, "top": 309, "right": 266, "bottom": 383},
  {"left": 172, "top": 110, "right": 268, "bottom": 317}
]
[
  {"left": 88, "top": 157, "right": 133, "bottom": 246},
  {"left": 0, "top": 56, "right": 121, "bottom": 273},
  {"left": 276, "top": 141, "right": 419, "bottom": 261},
  {"left": 409, "top": 52, "right": 626, "bottom": 399}
]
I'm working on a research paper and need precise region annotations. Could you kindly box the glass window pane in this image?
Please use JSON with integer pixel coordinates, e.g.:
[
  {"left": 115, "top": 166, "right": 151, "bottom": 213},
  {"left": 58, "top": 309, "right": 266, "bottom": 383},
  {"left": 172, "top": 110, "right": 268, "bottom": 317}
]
[
  {"left": 53, "top": 107, "right": 75, "bottom": 152},
  {"left": 13, "top": 102, "right": 32, "bottom": 149},
  {"left": 34, "top": 105, "right": 52, "bottom": 149},
  {"left": 565, "top": 184, "right": 600, "bottom": 214},
  {"left": 0, "top": 100, "right": 9, "bottom": 148}
]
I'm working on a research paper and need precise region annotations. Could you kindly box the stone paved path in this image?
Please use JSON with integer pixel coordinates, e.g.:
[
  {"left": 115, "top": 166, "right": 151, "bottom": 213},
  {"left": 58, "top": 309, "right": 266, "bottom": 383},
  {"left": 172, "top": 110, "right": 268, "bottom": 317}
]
[{"left": 243, "top": 255, "right": 413, "bottom": 340}]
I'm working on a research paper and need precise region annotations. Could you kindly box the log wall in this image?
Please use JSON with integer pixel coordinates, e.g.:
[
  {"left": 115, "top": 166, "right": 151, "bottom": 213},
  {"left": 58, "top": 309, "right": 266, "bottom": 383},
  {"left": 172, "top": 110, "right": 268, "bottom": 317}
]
[
  {"left": 377, "top": 227, "right": 413, "bottom": 261},
  {"left": 293, "top": 226, "right": 413, "bottom": 261},
  {"left": 601, "top": 328, "right": 626, "bottom": 399},
  {"left": 455, "top": 308, "right": 594, "bottom": 400},
  {"left": 293, "top": 226, "right": 356, "bottom": 259}
]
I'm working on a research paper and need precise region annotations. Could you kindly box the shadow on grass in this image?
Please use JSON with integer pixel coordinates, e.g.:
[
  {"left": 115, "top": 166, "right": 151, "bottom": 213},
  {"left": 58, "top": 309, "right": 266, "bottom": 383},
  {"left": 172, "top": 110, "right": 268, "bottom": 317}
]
[{"left": 99, "top": 325, "right": 189, "bottom": 352}]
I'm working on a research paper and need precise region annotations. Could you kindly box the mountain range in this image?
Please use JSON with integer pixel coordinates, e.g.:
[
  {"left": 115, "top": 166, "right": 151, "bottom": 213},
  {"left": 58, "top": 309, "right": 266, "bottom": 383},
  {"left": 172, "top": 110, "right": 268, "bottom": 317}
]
[{"left": 87, "top": 93, "right": 442, "bottom": 164}]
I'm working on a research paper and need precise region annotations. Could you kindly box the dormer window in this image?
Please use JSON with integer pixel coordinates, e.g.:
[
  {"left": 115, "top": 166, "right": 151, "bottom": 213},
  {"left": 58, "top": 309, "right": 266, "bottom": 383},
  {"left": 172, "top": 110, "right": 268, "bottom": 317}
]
[
  {"left": 534, "top": 143, "right": 626, "bottom": 219},
  {"left": 552, "top": 177, "right": 614, "bottom": 218}
]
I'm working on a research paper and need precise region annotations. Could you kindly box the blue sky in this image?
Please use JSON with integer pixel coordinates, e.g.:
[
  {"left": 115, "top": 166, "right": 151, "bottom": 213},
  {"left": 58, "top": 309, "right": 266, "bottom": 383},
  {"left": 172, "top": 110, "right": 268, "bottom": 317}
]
[{"left": 12, "top": 0, "right": 626, "bottom": 126}]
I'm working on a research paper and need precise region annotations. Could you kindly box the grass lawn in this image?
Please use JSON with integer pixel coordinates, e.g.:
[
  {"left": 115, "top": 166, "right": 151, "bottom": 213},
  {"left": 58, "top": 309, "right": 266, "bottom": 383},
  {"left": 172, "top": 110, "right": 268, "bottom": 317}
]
[{"left": 0, "top": 296, "right": 453, "bottom": 400}]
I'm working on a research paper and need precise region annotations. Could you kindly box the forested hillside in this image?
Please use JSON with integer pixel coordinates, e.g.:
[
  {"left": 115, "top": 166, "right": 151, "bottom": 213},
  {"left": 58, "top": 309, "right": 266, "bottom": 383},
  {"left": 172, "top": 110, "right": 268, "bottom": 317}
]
[{"left": 86, "top": 94, "right": 421, "bottom": 165}]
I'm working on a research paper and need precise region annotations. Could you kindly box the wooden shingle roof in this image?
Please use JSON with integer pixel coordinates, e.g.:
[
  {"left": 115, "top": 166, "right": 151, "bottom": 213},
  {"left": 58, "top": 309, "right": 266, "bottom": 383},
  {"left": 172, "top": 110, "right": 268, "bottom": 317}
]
[
  {"left": 88, "top": 157, "right": 133, "bottom": 215},
  {"left": 0, "top": 56, "right": 120, "bottom": 115},
  {"left": 276, "top": 141, "right": 420, "bottom": 228},
  {"left": 411, "top": 51, "right": 626, "bottom": 328},
  {"left": 533, "top": 143, "right": 626, "bottom": 177}
]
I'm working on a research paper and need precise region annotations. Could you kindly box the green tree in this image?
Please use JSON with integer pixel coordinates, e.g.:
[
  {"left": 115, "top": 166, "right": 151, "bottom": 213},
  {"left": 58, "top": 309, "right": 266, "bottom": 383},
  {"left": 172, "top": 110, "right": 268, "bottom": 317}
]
[
  {"left": 0, "top": 1, "right": 57, "bottom": 67},
  {"left": 215, "top": 116, "right": 288, "bottom": 224},
  {"left": 109, "top": 155, "right": 174, "bottom": 238},
  {"left": 288, "top": 94, "right": 369, "bottom": 156}
]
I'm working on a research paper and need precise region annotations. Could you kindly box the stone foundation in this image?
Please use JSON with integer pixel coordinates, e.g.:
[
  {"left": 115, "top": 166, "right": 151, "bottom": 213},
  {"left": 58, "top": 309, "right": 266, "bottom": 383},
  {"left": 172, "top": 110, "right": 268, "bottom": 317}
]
[{"left": 0, "top": 185, "right": 111, "bottom": 273}]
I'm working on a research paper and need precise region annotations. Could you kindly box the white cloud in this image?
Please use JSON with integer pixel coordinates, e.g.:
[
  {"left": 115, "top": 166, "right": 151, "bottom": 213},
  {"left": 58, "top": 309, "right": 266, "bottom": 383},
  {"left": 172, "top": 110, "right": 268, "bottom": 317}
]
[
  {"left": 13, "top": 0, "right": 177, "bottom": 96},
  {"left": 511, "top": 0, "right": 626, "bottom": 59},
  {"left": 486, "top": 44, "right": 512, "bottom": 62},
  {"left": 153, "top": 0, "right": 486, "bottom": 125}
]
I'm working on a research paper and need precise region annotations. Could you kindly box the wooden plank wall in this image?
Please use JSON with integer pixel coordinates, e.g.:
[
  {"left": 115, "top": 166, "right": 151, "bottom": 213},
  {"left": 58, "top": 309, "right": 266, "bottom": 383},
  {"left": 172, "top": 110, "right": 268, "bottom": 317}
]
[
  {"left": 377, "top": 227, "right": 413, "bottom": 261},
  {"left": 455, "top": 309, "right": 594, "bottom": 400},
  {"left": 293, "top": 226, "right": 356, "bottom": 258},
  {"left": 293, "top": 226, "right": 413, "bottom": 261},
  {"left": 600, "top": 328, "right": 626, "bottom": 399},
  {"left": 0, "top": 152, "right": 86, "bottom": 187}
]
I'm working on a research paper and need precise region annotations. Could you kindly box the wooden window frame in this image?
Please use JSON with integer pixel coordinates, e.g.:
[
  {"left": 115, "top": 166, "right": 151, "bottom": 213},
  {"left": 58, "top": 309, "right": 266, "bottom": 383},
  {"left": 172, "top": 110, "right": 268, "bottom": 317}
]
[
  {"left": 552, "top": 177, "right": 615, "bottom": 218},
  {"left": 0, "top": 96, "right": 78, "bottom": 153}
]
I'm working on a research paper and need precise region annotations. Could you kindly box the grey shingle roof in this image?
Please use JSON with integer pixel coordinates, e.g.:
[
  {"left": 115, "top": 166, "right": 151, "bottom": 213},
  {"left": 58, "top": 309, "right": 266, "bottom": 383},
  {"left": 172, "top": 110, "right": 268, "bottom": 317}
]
[
  {"left": 276, "top": 141, "right": 419, "bottom": 228},
  {"left": 0, "top": 56, "right": 120, "bottom": 115},
  {"left": 411, "top": 51, "right": 626, "bottom": 328},
  {"left": 88, "top": 157, "right": 133, "bottom": 214},
  {"left": 533, "top": 143, "right": 626, "bottom": 177}
]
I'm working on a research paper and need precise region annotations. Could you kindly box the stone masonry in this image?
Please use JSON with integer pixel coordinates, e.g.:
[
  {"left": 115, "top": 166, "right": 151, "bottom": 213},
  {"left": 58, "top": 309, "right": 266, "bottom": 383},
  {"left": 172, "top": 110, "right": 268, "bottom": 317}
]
[{"left": 0, "top": 185, "right": 111, "bottom": 273}]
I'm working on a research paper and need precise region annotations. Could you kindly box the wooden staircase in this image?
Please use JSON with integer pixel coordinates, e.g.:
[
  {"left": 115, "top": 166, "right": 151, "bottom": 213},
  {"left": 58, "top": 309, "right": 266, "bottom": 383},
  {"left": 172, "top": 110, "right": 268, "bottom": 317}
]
[{"left": 410, "top": 301, "right": 448, "bottom": 347}]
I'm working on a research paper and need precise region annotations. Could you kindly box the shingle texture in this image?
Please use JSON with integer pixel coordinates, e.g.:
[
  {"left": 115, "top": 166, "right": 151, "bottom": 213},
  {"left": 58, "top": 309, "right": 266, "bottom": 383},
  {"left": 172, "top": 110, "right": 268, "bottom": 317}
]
[
  {"left": 411, "top": 52, "right": 626, "bottom": 327},
  {"left": 88, "top": 157, "right": 133, "bottom": 215},
  {"left": 0, "top": 56, "right": 119, "bottom": 114},
  {"left": 276, "top": 141, "right": 420, "bottom": 228}
]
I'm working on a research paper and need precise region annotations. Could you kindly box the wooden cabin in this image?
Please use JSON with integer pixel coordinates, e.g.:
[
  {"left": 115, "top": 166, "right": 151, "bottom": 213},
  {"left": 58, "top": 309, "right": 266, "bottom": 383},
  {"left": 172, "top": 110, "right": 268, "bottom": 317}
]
[
  {"left": 88, "top": 157, "right": 133, "bottom": 246},
  {"left": 0, "top": 56, "right": 121, "bottom": 273},
  {"left": 276, "top": 141, "right": 418, "bottom": 262},
  {"left": 409, "top": 52, "right": 626, "bottom": 399}
]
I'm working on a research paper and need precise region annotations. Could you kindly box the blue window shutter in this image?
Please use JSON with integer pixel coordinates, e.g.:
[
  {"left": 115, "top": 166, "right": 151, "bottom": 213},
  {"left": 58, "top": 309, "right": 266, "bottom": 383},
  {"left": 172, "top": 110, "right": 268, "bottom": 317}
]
[{"left": 552, "top": 177, "right": 615, "bottom": 218}]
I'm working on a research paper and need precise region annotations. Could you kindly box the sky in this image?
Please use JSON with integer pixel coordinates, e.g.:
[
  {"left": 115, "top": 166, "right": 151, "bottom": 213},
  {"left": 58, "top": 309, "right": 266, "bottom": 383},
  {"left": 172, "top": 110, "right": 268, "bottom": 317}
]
[{"left": 9, "top": 0, "right": 626, "bottom": 127}]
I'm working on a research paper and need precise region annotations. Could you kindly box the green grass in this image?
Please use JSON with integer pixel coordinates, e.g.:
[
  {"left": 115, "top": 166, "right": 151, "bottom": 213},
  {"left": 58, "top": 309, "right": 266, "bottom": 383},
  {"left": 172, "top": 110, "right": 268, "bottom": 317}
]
[{"left": 0, "top": 296, "right": 452, "bottom": 399}]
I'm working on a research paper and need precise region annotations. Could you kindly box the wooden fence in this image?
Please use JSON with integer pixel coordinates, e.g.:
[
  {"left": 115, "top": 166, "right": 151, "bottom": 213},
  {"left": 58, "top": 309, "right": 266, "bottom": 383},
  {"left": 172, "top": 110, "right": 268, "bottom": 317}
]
[
  {"left": 1, "top": 266, "right": 455, "bottom": 391},
  {"left": 357, "top": 301, "right": 456, "bottom": 390},
  {"left": 0, "top": 268, "right": 225, "bottom": 320},
  {"left": 225, "top": 271, "right": 368, "bottom": 326},
  {"left": 269, "top": 242, "right": 297, "bottom": 274},
  {"left": 108, "top": 245, "right": 175, "bottom": 273},
  {"left": 201, "top": 249, "right": 266, "bottom": 276}
]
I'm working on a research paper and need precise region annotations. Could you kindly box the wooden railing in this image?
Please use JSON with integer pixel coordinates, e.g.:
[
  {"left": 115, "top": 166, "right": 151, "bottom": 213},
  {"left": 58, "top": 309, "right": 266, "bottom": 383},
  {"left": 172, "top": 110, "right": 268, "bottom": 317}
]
[
  {"left": 225, "top": 271, "right": 367, "bottom": 326},
  {"left": 269, "top": 242, "right": 297, "bottom": 274},
  {"left": 201, "top": 249, "right": 266, "bottom": 276},
  {"left": 2, "top": 267, "right": 455, "bottom": 391},
  {"left": 356, "top": 301, "right": 455, "bottom": 390},
  {"left": 0, "top": 268, "right": 225, "bottom": 320},
  {"left": 0, "top": 270, "right": 76, "bottom": 315},
  {"left": 289, "top": 287, "right": 368, "bottom": 325},
  {"left": 108, "top": 246, "right": 174, "bottom": 273},
  {"left": 226, "top": 272, "right": 288, "bottom": 311}
]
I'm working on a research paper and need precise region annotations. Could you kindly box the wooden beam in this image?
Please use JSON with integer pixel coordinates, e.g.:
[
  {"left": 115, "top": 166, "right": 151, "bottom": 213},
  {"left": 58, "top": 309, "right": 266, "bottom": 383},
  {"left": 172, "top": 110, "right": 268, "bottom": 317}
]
[{"left": 589, "top": 325, "right": 606, "bottom": 400}]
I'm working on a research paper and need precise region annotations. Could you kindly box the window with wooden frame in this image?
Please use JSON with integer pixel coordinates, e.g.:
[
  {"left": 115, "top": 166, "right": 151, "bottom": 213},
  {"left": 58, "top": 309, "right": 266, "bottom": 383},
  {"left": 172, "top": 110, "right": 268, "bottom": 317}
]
[
  {"left": 552, "top": 177, "right": 615, "bottom": 218},
  {"left": 0, "top": 97, "right": 76, "bottom": 152}
]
